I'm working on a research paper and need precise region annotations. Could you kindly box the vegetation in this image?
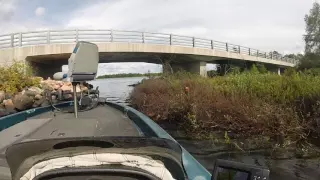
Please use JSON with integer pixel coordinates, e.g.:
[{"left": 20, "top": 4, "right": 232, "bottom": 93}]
[
  {"left": 130, "top": 69, "right": 320, "bottom": 155},
  {"left": 296, "top": 2, "right": 320, "bottom": 69},
  {"left": 97, "top": 73, "right": 162, "bottom": 79},
  {"left": 0, "top": 61, "right": 41, "bottom": 94}
]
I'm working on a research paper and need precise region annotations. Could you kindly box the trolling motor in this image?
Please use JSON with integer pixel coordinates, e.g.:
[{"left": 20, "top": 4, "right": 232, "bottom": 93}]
[{"left": 53, "top": 41, "right": 99, "bottom": 118}]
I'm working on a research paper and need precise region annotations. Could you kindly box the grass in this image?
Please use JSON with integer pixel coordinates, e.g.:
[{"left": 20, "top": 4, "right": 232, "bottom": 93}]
[
  {"left": 0, "top": 61, "right": 41, "bottom": 95},
  {"left": 130, "top": 70, "right": 320, "bottom": 154}
]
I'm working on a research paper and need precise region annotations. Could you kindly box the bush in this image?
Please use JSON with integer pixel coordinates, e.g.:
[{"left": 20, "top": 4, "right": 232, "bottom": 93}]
[
  {"left": 0, "top": 61, "right": 40, "bottom": 94},
  {"left": 130, "top": 72, "right": 320, "bottom": 145}
]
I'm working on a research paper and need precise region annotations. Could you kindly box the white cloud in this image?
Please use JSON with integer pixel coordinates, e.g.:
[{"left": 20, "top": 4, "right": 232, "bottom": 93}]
[
  {"left": 0, "top": 0, "right": 315, "bottom": 74},
  {"left": 66, "top": 0, "right": 313, "bottom": 54},
  {"left": 35, "top": 7, "right": 46, "bottom": 17},
  {"left": 0, "top": 0, "right": 15, "bottom": 21}
]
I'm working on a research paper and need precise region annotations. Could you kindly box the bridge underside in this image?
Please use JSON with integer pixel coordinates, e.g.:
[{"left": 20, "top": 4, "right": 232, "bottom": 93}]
[{"left": 27, "top": 52, "right": 285, "bottom": 78}]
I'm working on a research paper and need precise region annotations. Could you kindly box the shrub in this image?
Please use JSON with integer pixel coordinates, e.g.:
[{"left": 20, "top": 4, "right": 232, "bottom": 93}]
[
  {"left": 130, "top": 71, "right": 320, "bottom": 145},
  {"left": 0, "top": 61, "right": 40, "bottom": 94}
]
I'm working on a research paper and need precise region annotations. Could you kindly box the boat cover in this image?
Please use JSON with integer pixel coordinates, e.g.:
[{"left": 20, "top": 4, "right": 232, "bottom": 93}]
[{"left": 20, "top": 152, "right": 175, "bottom": 180}]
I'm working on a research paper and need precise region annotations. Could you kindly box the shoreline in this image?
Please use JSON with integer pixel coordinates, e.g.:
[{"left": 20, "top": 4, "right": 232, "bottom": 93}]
[
  {"left": 96, "top": 73, "right": 161, "bottom": 79},
  {"left": 0, "top": 78, "right": 91, "bottom": 118}
]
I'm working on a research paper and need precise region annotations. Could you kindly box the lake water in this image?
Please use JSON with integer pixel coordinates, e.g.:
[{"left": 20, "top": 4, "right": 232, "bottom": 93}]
[{"left": 90, "top": 77, "right": 320, "bottom": 180}]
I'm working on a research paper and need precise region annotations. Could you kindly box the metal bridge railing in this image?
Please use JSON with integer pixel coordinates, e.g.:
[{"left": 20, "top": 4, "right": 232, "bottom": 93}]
[{"left": 0, "top": 29, "right": 297, "bottom": 65}]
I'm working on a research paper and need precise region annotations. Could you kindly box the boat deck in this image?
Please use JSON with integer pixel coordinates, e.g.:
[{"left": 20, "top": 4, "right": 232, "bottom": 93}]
[{"left": 0, "top": 104, "right": 141, "bottom": 180}]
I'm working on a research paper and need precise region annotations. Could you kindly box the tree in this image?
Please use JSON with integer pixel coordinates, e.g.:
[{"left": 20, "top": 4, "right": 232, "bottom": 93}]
[
  {"left": 305, "top": 2, "right": 320, "bottom": 54},
  {"left": 297, "top": 2, "right": 320, "bottom": 69}
]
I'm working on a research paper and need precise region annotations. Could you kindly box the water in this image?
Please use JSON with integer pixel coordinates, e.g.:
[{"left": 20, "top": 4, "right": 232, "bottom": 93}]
[
  {"left": 90, "top": 78, "right": 320, "bottom": 180},
  {"left": 89, "top": 77, "right": 144, "bottom": 103}
]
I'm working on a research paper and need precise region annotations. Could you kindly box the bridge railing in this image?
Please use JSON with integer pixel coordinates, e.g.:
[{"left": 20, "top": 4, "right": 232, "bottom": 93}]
[{"left": 0, "top": 29, "right": 297, "bottom": 65}]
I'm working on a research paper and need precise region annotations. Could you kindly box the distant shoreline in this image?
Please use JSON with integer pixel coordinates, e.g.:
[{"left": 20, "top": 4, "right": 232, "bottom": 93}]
[{"left": 96, "top": 73, "right": 162, "bottom": 79}]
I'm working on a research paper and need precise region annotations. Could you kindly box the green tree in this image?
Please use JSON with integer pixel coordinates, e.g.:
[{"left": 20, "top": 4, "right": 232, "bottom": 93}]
[
  {"left": 305, "top": 2, "right": 320, "bottom": 54},
  {"left": 298, "top": 2, "right": 320, "bottom": 69}
]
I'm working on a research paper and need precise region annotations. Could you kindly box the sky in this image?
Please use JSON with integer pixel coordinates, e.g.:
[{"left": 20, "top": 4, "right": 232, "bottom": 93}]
[{"left": 0, "top": 0, "right": 315, "bottom": 75}]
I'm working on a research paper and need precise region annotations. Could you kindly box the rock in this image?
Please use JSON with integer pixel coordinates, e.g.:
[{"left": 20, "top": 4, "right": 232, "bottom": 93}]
[
  {"left": 3, "top": 99, "right": 16, "bottom": 113},
  {"left": 71, "top": 86, "right": 81, "bottom": 93},
  {"left": 42, "top": 84, "right": 53, "bottom": 91},
  {"left": 28, "top": 86, "right": 43, "bottom": 95},
  {"left": 0, "top": 91, "right": 5, "bottom": 103},
  {"left": 63, "top": 94, "right": 73, "bottom": 101},
  {"left": 54, "top": 84, "right": 61, "bottom": 90},
  {"left": 80, "top": 86, "right": 89, "bottom": 92},
  {"left": 41, "top": 100, "right": 50, "bottom": 107},
  {"left": 24, "top": 90, "right": 38, "bottom": 97},
  {"left": 35, "top": 94, "right": 42, "bottom": 100},
  {"left": 0, "top": 108, "right": 9, "bottom": 117},
  {"left": 61, "top": 84, "right": 72, "bottom": 92},
  {"left": 33, "top": 98, "right": 45, "bottom": 108},
  {"left": 13, "top": 94, "right": 34, "bottom": 111}
]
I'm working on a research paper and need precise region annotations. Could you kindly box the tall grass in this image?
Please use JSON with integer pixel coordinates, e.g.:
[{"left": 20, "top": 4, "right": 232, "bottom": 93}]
[{"left": 131, "top": 71, "right": 320, "bottom": 146}]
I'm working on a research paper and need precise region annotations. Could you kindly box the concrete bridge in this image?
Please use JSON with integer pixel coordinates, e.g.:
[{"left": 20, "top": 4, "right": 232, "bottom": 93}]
[{"left": 0, "top": 29, "right": 297, "bottom": 77}]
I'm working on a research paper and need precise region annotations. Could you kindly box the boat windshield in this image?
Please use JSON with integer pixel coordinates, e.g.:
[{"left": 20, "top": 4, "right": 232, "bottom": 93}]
[{"left": 5, "top": 136, "right": 186, "bottom": 180}]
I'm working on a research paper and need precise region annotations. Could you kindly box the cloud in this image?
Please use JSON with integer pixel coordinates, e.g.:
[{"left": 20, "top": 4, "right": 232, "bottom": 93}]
[
  {"left": 0, "top": 0, "right": 315, "bottom": 74},
  {"left": 0, "top": 0, "right": 15, "bottom": 21},
  {"left": 66, "top": 0, "right": 313, "bottom": 54},
  {"left": 35, "top": 7, "right": 45, "bottom": 17}
]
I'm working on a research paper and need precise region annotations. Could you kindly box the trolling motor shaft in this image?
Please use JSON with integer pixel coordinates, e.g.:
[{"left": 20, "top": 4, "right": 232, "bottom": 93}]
[{"left": 72, "top": 82, "right": 79, "bottom": 118}]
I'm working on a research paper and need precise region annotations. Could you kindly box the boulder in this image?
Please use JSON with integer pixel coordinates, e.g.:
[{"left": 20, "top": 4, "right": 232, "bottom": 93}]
[
  {"left": 24, "top": 90, "right": 38, "bottom": 97},
  {"left": 61, "top": 84, "right": 72, "bottom": 92},
  {"left": 0, "top": 108, "right": 9, "bottom": 117},
  {"left": 0, "top": 91, "right": 5, "bottom": 103},
  {"left": 35, "top": 94, "right": 42, "bottom": 100},
  {"left": 41, "top": 83, "right": 54, "bottom": 91},
  {"left": 3, "top": 99, "right": 16, "bottom": 113},
  {"left": 33, "top": 97, "right": 45, "bottom": 108},
  {"left": 63, "top": 94, "right": 73, "bottom": 101},
  {"left": 13, "top": 94, "right": 34, "bottom": 111},
  {"left": 28, "top": 86, "right": 43, "bottom": 95},
  {"left": 53, "top": 84, "right": 61, "bottom": 90},
  {"left": 80, "top": 86, "right": 89, "bottom": 92}
]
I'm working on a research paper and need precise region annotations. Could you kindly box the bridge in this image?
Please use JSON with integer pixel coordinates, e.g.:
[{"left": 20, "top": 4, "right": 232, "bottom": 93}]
[{"left": 0, "top": 29, "right": 297, "bottom": 77}]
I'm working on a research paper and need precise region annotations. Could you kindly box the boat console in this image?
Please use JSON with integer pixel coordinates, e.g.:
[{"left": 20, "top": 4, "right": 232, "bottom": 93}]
[{"left": 212, "top": 159, "right": 270, "bottom": 180}]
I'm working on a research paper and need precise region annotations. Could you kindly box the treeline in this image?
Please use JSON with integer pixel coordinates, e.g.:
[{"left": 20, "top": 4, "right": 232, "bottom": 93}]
[{"left": 96, "top": 73, "right": 162, "bottom": 79}]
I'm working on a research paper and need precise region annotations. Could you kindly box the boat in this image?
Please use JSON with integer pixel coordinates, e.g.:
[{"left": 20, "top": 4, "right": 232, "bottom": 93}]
[{"left": 0, "top": 42, "right": 270, "bottom": 180}]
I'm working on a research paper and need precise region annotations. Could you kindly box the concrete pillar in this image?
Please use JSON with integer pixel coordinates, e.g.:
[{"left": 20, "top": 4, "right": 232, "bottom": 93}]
[
  {"left": 278, "top": 68, "right": 281, "bottom": 75},
  {"left": 165, "top": 61, "right": 207, "bottom": 77}
]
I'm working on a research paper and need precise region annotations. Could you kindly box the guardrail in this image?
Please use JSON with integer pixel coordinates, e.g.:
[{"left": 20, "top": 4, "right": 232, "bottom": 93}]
[{"left": 0, "top": 29, "right": 297, "bottom": 64}]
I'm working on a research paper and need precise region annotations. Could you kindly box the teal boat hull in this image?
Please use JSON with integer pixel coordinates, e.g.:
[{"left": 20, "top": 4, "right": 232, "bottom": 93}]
[{"left": 0, "top": 101, "right": 211, "bottom": 180}]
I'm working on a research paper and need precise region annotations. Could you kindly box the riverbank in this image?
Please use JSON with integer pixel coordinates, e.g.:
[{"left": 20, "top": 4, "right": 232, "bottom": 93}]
[
  {"left": 0, "top": 62, "right": 91, "bottom": 118},
  {"left": 130, "top": 71, "right": 320, "bottom": 158},
  {"left": 97, "top": 73, "right": 161, "bottom": 79}
]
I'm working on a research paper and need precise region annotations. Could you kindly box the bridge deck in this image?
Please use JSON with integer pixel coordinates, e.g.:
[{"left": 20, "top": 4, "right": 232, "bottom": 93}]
[{"left": 0, "top": 104, "right": 140, "bottom": 180}]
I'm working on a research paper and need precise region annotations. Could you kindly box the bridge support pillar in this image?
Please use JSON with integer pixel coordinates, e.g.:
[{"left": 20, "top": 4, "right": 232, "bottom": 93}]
[
  {"left": 163, "top": 61, "right": 207, "bottom": 77},
  {"left": 267, "top": 66, "right": 283, "bottom": 75},
  {"left": 28, "top": 61, "right": 64, "bottom": 79}
]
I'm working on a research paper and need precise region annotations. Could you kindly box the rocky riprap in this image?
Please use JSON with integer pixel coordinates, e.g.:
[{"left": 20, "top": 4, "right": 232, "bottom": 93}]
[{"left": 0, "top": 77, "right": 91, "bottom": 117}]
